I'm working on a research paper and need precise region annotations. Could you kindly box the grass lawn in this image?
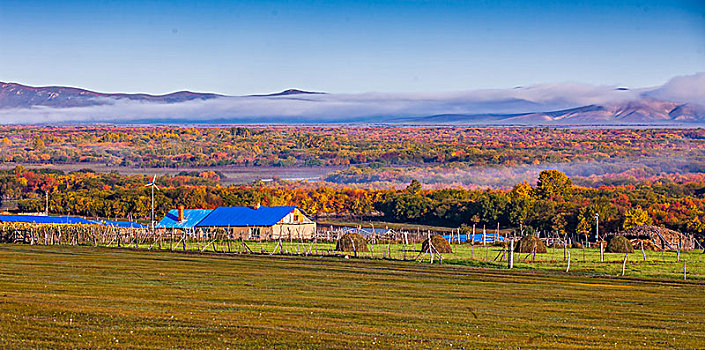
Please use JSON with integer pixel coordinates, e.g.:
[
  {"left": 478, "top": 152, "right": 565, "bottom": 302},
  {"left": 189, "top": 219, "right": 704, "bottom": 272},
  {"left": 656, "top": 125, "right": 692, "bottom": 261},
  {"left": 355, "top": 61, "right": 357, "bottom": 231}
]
[
  {"left": 127, "top": 239, "right": 705, "bottom": 281},
  {"left": 0, "top": 245, "right": 704, "bottom": 348}
]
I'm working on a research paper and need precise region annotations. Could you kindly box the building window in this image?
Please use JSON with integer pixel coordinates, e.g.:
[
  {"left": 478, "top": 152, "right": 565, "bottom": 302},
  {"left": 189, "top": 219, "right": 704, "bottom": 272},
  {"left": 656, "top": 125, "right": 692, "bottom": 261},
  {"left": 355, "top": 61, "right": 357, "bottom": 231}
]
[
  {"left": 294, "top": 214, "right": 301, "bottom": 222},
  {"left": 249, "top": 227, "right": 261, "bottom": 239}
]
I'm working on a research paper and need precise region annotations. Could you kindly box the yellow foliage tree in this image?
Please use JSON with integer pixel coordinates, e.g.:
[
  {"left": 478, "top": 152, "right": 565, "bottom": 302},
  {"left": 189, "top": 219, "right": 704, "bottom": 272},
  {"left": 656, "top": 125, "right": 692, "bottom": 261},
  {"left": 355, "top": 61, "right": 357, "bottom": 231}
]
[{"left": 622, "top": 206, "right": 652, "bottom": 230}]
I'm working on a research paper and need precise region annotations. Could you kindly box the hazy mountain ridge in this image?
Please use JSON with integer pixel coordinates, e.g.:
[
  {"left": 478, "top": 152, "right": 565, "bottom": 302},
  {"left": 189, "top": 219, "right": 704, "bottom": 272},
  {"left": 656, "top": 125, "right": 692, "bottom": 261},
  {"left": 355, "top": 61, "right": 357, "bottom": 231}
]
[
  {"left": 0, "top": 82, "right": 222, "bottom": 108},
  {"left": 0, "top": 73, "right": 703, "bottom": 125},
  {"left": 398, "top": 100, "right": 705, "bottom": 125}
]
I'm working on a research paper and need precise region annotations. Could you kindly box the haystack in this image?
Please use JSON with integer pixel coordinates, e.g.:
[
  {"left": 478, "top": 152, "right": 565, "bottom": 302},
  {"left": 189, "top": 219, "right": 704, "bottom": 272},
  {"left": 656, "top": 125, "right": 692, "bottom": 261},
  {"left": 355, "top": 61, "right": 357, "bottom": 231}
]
[
  {"left": 335, "top": 232, "right": 369, "bottom": 253},
  {"left": 514, "top": 235, "right": 547, "bottom": 253},
  {"left": 631, "top": 239, "right": 660, "bottom": 251},
  {"left": 614, "top": 225, "right": 694, "bottom": 251},
  {"left": 421, "top": 235, "right": 452, "bottom": 254},
  {"left": 606, "top": 235, "right": 634, "bottom": 253}
]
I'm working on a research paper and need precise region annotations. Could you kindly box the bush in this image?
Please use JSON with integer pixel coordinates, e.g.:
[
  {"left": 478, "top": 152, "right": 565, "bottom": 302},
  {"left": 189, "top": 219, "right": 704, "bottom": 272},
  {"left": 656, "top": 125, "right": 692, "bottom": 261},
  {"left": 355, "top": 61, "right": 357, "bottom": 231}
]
[
  {"left": 421, "top": 235, "right": 453, "bottom": 253},
  {"left": 607, "top": 235, "right": 634, "bottom": 253},
  {"left": 335, "top": 233, "right": 369, "bottom": 253},
  {"left": 514, "top": 235, "right": 547, "bottom": 253},
  {"left": 571, "top": 242, "right": 584, "bottom": 249}
]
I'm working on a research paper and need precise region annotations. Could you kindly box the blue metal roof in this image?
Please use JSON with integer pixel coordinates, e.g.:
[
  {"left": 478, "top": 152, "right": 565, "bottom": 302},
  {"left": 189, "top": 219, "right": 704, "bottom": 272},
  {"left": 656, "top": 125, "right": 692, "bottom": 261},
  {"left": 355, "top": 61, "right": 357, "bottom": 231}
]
[
  {"left": 0, "top": 214, "right": 94, "bottom": 225},
  {"left": 335, "top": 227, "right": 393, "bottom": 236},
  {"left": 91, "top": 220, "right": 147, "bottom": 229},
  {"left": 195, "top": 206, "right": 297, "bottom": 227},
  {"left": 442, "top": 233, "right": 506, "bottom": 243},
  {"left": 156, "top": 209, "right": 213, "bottom": 229}
]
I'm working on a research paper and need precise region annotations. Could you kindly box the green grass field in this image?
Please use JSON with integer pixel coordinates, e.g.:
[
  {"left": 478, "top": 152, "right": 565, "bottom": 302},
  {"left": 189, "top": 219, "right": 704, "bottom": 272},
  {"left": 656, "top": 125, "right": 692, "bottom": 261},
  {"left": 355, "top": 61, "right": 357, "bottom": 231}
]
[
  {"left": 122, "top": 239, "right": 705, "bottom": 281},
  {"left": 0, "top": 244, "right": 704, "bottom": 348}
]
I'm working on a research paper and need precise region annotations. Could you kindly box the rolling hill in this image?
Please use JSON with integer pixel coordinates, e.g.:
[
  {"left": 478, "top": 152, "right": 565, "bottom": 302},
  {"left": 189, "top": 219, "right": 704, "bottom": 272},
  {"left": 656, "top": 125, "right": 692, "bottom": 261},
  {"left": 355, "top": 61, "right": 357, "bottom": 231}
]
[{"left": 0, "top": 82, "right": 222, "bottom": 109}]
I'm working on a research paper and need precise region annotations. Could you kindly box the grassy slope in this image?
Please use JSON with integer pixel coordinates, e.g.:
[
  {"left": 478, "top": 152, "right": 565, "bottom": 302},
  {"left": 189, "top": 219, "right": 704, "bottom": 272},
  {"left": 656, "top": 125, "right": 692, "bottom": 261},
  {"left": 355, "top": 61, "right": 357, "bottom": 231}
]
[{"left": 0, "top": 245, "right": 703, "bottom": 349}]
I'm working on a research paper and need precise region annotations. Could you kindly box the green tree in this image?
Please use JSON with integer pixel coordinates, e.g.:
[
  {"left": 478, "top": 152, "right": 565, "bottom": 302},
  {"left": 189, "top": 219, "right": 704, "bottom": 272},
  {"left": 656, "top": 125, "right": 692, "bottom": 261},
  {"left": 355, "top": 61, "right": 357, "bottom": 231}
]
[
  {"left": 551, "top": 212, "right": 567, "bottom": 236},
  {"left": 508, "top": 181, "right": 533, "bottom": 226},
  {"left": 536, "top": 170, "right": 573, "bottom": 201},
  {"left": 406, "top": 179, "right": 422, "bottom": 194},
  {"left": 576, "top": 208, "right": 592, "bottom": 242}
]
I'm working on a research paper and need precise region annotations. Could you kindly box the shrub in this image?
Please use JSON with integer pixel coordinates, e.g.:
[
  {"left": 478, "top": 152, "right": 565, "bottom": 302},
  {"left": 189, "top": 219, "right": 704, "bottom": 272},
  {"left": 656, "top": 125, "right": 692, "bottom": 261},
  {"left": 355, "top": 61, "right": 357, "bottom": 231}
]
[
  {"left": 607, "top": 235, "right": 634, "bottom": 253},
  {"left": 421, "top": 235, "right": 453, "bottom": 253},
  {"left": 571, "top": 242, "right": 584, "bottom": 249},
  {"left": 514, "top": 235, "right": 547, "bottom": 253},
  {"left": 335, "top": 233, "right": 369, "bottom": 253}
]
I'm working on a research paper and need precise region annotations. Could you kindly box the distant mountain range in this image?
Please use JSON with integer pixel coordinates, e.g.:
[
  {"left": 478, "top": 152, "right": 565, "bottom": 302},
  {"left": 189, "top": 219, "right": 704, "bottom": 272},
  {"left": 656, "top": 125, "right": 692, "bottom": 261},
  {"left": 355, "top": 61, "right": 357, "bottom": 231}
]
[
  {"left": 0, "top": 82, "right": 222, "bottom": 108},
  {"left": 401, "top": 99, "right": 705, "bottom": 125},
  {"left": 0, "top": 73, "right": 703, "bottom": 126}
]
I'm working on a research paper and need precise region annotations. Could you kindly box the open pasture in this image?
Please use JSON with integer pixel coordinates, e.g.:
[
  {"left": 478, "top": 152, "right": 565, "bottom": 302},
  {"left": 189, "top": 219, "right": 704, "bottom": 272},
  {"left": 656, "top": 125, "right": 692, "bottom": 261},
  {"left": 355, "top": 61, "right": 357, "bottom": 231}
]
[
  {"left": 117, "top": 239, "right": 705, "bottom": 281},
  {"left": 0, "top": 244, "right": 703, "bottom": 348}
]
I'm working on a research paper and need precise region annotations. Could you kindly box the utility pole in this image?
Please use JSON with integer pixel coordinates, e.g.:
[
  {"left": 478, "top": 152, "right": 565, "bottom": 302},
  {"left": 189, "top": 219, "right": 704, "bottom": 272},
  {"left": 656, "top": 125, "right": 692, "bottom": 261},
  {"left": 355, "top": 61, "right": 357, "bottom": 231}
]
[
  {"left": 595, "top": 213, "right": 599, "bottom": 241},
  {"left": 145, "top": 175, "right": 159, "bottom": 232},
  {"left": 596, "top": 213, "right": 603, "bottom": 262}
]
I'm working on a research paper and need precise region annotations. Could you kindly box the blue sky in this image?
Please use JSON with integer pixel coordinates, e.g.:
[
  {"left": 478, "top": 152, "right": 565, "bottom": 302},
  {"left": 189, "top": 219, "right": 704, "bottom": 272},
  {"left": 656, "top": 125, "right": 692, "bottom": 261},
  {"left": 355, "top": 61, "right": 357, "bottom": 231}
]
[{"left": 1, "top": 0, "right": 703, "bottom": 95}]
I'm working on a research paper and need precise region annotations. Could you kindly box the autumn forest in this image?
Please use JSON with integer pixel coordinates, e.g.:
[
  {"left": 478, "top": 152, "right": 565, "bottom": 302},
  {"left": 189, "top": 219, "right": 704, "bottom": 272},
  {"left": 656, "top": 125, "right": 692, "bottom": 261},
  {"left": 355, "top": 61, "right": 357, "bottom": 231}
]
[{"left": 0, "top": 125, "right": 704, "bottom": 239}]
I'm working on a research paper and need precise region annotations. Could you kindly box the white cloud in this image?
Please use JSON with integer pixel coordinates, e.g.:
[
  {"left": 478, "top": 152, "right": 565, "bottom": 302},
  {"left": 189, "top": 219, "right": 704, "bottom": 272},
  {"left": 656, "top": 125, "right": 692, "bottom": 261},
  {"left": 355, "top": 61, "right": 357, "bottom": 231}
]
[
  {"left": 0, "top": 75, "right": 696, "bottom": 124},
  {"left": 645, "top": 72, "right": 705, "bottom": 105}
]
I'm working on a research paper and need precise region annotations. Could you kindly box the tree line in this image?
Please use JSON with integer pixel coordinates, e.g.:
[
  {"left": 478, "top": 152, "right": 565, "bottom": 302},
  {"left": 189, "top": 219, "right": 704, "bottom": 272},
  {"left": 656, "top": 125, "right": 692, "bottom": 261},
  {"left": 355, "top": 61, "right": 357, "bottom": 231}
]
[{"left": 2, "top": 167, "right": 704, "bottom": 239}]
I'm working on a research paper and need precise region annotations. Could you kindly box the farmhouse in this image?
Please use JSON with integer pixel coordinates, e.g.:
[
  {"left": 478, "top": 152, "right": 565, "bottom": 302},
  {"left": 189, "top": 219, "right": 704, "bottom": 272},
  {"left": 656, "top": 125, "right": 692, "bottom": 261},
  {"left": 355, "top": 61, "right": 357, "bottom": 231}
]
[{"left": 156, "top": 205, "right": 316, "bottom": 240}]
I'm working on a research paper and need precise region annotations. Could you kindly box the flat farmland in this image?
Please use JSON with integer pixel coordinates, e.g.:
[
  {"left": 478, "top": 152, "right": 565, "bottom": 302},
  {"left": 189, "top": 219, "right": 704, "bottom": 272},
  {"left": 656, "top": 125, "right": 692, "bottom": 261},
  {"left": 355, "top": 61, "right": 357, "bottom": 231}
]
[{"left": 0, "top": 245, "right": 703, "bottom": 348}]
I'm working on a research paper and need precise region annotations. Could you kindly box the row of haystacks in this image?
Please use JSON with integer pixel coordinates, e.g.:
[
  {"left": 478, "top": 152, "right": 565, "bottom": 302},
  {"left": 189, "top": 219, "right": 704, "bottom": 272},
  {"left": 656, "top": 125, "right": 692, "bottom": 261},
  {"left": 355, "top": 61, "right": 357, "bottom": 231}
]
[
  {"left": 334, "top": 225, "right": 696, "bottom": 256},
  {"left": 612, "top": 225, "right": 696, "bottom": 251}
]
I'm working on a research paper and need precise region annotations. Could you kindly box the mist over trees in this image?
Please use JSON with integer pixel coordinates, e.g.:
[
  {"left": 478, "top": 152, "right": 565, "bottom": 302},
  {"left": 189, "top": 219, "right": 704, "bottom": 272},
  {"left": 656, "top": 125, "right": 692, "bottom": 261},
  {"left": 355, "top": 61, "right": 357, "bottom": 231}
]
[{"left": 4, "top": 167, "right": 704, "bottom": 239}]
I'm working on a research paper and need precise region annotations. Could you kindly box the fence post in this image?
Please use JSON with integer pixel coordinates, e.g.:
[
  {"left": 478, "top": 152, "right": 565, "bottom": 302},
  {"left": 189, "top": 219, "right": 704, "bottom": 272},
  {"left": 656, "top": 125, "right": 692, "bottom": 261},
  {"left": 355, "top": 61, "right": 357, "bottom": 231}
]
[
  {"left": 508, "top": 239, "right": 514, "bottom": 269},
  {"left": 622, "top": 253, "right": 628, "bottom": 276},
  {"left": 684, "top": 260, "right": 687, "bottom": 280}
]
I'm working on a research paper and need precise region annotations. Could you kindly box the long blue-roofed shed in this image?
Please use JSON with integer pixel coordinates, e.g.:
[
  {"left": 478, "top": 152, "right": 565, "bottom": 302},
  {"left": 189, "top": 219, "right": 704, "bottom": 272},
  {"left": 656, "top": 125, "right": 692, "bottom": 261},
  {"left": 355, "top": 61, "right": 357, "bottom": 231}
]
[{"left": 0, "top": 214, "right": 94, "bottom": 225}]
